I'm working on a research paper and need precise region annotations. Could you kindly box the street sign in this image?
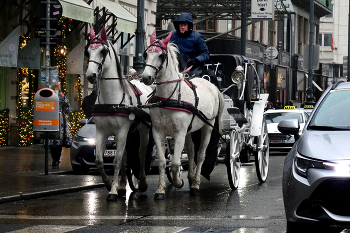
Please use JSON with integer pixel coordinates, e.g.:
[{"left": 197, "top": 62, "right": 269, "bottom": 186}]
[
  {"left": 35, "top": 27, "right": 62, "bottom": 38},
  {"left": 264, "top": 47, "right": 278, "bottom": 60},
  {"left": 35, "top": 0, "right": 62, "bottom": 25}
]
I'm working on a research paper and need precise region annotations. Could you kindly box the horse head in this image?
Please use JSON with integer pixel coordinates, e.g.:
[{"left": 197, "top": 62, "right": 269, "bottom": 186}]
[
  {"left": 141, "top": 31, "right": 172, "bottom": 85},
  {"left": 85, "top": 26, "right": 110, "bottom": 84}
]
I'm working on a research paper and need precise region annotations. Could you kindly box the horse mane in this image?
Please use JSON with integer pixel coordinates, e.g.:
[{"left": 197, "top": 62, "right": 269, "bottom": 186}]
[
  {"left": 167, "top": 42, "right": 180, "bottom": 74},
  {"left": 108, "top": 41, "right": 124, "bottom": 83}
]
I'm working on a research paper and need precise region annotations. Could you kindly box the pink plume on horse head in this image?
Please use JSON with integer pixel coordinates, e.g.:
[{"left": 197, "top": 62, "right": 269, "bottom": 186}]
[
  {"left": 100, "top": 26, "right": 107, "bottom": 44},
  {"left": 89, "top": 26, "right": 107, "bottom": 49},
  {"left": 89, "top": 26, "right": 96, "bottom": 41},
  {"left": 148, "top": 31, "right": 173, "bottom": 52}
]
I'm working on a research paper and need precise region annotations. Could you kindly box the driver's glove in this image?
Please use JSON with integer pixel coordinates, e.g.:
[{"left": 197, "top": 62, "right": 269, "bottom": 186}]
[{"left": 186, "top": 58, "right": 200, "bottom": 68}]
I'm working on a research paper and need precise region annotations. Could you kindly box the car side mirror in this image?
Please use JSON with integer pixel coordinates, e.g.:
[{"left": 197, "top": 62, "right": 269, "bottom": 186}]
[
  {"left": 278, "top": 119, "right": 300, "bottom": 141},
  {"left": 79, "top": 118, "right": 88, "bottom": 126}
]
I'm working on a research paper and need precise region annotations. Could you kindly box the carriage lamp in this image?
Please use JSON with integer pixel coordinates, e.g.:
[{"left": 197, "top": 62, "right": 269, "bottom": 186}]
[{"left": 231, "top": 66, "right": 244, "bottom": 84}]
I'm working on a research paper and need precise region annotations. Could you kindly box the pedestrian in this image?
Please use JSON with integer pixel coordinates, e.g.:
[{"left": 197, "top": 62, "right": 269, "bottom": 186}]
[
  {"left": 170, "top": 12, "right": 210, "bottom": 77},
  {"left": 276, "top": 101, "right": 282, "bottom": 109},
  {"left": 82, "top": 89, "right": 97, "bottom": 119},
  {"left": 47, "top": 86, "right": 73, "bottom": 168},
  {"left": 286, "top": 100, "right": 293, "bottom": 106}
]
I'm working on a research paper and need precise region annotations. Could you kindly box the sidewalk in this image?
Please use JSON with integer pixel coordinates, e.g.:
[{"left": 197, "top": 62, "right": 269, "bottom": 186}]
[{"left": 0, "top": 145, "right": 104, "bottom": 204}]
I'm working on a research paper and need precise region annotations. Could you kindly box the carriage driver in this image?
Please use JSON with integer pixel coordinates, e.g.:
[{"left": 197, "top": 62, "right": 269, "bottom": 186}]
[{"left": 170, "top": 12, "right": 210, "bottom": 77}]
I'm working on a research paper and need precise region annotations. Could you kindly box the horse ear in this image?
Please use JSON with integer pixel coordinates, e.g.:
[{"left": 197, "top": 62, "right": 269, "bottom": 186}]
[
  {"left": 101, "top": 26, "right": 107, "bottom": 43},
  {"left": 161, "top": 31, "right": 172, "bottom": 48},
  {"left": 90, "top": 26, "right": 96, "bottom": 40},
  {"left": 150, "top": 30, "right": 157, "bottom": 44}
]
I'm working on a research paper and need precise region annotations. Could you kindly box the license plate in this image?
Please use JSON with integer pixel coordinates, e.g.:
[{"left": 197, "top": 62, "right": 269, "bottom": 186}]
[
  {"left": 270, "top": 139, "right": 285, "bottom": 143},
  {"left": 94, "top": 149, "right": 116, "bottom": 157}
]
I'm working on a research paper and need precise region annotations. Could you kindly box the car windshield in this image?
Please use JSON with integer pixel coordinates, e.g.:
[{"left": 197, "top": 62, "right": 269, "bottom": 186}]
[
  {"left": 265, "top": 112, "right": 303, "bottom": 124},
  {"left": 310, "top": 89, "right": 350, "bottom": 128}
]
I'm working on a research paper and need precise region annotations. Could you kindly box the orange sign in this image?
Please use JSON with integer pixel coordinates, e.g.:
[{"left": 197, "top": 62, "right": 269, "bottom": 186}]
[
  {"left": 35, "top": 101, "right": 55, "bottom": 111},
  {"left": 34, "top": 119, "right": 59, "bottom": 126}
]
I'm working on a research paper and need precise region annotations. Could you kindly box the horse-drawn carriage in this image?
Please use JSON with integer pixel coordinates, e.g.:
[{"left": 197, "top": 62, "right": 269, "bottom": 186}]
[
  {"left": 203, "top": 54, "right": 269, "bottom": 189},
  {"left": 85, "top": 27, "right": 269, "bottom": 201}
]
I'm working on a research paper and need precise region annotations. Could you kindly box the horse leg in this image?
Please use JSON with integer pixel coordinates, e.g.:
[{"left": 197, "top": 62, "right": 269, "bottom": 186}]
[
  {"left": 118, "top": 150, "right": 127, "bottom": 197},
  {"left": 190, "top": 125, "right": 213, "bottom": 196},
  {"left": 153, "top": 130, "right": 167, "bottom": 200},
  {"left": 107, "top": 132, "right": 128, "bottom": 201},
  {"left": 185, "top": 134, "right": 195, "bottom": 188},
  {"left": 138, "top": 125, "right": 149, "bottom": 192},
  {"left": 171, "top": 133, "right": 186, "bottom": 189},
  {"left": 95, "top": 134, "right": 112, "bottom": 191}
]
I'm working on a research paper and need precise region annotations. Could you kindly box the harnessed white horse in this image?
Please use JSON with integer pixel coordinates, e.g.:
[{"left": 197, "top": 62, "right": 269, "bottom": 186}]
[
  {"left": 85, "top": 26, "right": 152, "bottom": 201},
  {"left": 140, "top": 31, "right": 225, "bottom": 199}
]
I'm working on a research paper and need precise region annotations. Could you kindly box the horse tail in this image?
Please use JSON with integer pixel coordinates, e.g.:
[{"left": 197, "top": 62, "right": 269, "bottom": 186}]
[{"left": 216, "top": 88, "right": 225, "bottom": 135}]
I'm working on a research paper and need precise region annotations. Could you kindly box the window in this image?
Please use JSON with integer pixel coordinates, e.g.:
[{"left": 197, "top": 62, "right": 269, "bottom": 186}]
[
  {"left": 324, "top": 34, "right": 332, "bottom": 46},
  {"left": 195, "top": 19, "right": 216, "bottom": 32}
]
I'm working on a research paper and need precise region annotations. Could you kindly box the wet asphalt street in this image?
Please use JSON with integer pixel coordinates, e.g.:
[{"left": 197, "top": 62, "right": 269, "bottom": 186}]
[{"left": 0, "top": 145, "right": 288, "bottom": 232}]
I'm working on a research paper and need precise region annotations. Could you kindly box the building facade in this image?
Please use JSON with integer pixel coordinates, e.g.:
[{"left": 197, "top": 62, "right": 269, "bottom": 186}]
[
  {"left": 319, "top": 0, "right": 348, "bottom": 86},
  {"left": 0, "top": 0, "right": 157, "bottom": 146}
]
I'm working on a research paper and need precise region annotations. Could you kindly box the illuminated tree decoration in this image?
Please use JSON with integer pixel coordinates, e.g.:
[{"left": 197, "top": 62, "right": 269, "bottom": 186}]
[
  {"left": 67, "top": 76, "right": 84, "bottom": 137},
  {"left": 18, "top": 68, "right": 34, "bottom": 146},
  {"left": 0, "top": 109, "right": 10, "bottom": 146}
]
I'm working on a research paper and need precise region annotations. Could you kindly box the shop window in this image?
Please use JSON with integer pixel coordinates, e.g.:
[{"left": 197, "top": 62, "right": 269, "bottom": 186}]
[{"left": 195, "top": 19, "right": 216, "bottom": 32}]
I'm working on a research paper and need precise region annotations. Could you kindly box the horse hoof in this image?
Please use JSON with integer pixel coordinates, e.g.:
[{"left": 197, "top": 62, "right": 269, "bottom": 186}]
[
  {"left": 139, "top": 184, "right": 148, "bottom": 192},
  {"left": 106, "top": 194, "right": 118, "bottom": 201},
  {"left": 154, "top": 193, "right": 165, "bottom": 200},
  {"left": 118, "top": 189, "right": 126, "bottom": 197},
  {"left": 190, "top": 188, "right": 199, "bottom": 196}
]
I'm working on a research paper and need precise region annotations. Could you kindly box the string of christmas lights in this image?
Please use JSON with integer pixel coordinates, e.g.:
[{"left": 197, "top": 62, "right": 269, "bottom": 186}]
[{"left": 0, "top": 109, "right": 9, "bottom": 146}]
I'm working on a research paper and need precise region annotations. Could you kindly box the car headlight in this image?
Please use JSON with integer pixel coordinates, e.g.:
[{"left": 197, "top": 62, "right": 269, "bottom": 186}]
[
  {"left": 73, "top": 135, "right": 96, "bottom": 146},
  {"left": 294, "top": 154, "right": 350, "bottom": 178},
  {"left": 294, "top": 154, "right": 326, "bottom": 178}
]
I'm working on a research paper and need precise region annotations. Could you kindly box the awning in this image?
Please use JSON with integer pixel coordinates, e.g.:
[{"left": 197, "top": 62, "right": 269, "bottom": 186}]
[
  {"left": 58, "top": 0, "right": 94, "bottom": 23},
  {"left": 97, "top": 0, "right": 137, "bottom": 34}
]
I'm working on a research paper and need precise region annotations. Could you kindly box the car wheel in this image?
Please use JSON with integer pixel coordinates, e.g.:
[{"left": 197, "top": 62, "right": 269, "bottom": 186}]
[{"left": 72, "top": 165, "right": 89, "bottom": 174}]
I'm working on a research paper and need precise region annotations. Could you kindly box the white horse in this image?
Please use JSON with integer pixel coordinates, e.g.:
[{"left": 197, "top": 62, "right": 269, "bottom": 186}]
[
  {"left": 140, "top": 31, "right": 225, "bottom": 200},
  {"left": 85, "top": 26, "right": 153, "bottom": 201}
]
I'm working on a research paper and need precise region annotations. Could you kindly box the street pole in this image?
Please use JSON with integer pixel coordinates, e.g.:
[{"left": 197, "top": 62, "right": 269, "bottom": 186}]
[
  {"left": 348, "top": 2, "right": 350, "bottom": 81},
  {"left": 134, "top": 0, "right": 145, "bottom": 72},
  {"left": 241, "top": 0, "right": 247, "bottom": 56},
  {"left": 45, "top": 0, "right": 51, "bottom": 87},
  {"left": 306, "top": 0, "right": 314, "bottom": 105}
]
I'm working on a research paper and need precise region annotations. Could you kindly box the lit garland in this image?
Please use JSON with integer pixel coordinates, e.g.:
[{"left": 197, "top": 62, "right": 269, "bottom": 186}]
[
  {"left": 16, "top": 36, "right": 34, "bottom": 146},
  {"left": 67, "top": 76, "right": 84, "bottom": 137},
  {"left": 17, "top": 68, "right": 35, "bottom": 146},
  {"left": 54, "top": 45, "right": 67, "bottom": 93},
  {"left": 0, "top": 109, "right": 9, "bottom": 146}
]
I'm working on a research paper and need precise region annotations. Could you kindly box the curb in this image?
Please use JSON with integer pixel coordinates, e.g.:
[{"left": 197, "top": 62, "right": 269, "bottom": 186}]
[{"left": 0, "top": 183, "right": 105, "bottom": 204}]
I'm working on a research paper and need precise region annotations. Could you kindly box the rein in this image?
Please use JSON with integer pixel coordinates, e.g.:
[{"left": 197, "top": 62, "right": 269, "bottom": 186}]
[{"left": 87, "top": 38, "right": 151, "bottom": 127}]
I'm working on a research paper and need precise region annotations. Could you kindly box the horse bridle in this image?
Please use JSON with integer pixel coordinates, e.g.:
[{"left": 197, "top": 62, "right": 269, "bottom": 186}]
[
  {"left": 144, "top": 41, "right": 169, "bottom": 78},
  {"left": 86, "top": 38, "right": 129, "bottom": 105},
  {"left": 85, "top": 39, "right": 111, "bottom": 76}
]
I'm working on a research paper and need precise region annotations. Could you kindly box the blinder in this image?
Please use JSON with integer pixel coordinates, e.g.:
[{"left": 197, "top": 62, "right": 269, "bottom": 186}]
[{"left": 143, "top": 42, "right": 169, "bottom": 78}]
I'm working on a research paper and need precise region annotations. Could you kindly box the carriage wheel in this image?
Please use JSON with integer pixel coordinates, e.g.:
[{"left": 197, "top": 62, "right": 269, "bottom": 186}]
[
  {"left": 126, "top": 167, "right": 139, "bottom": 192},
  {"left": 254, "top": 118, "right": 269, "bottom": 183},
  {"left": 165, "top": 153, "right": 183, "bottom": 183},
  {"left": 226, "top": 130, "right": 241, "bottom": 190}
]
